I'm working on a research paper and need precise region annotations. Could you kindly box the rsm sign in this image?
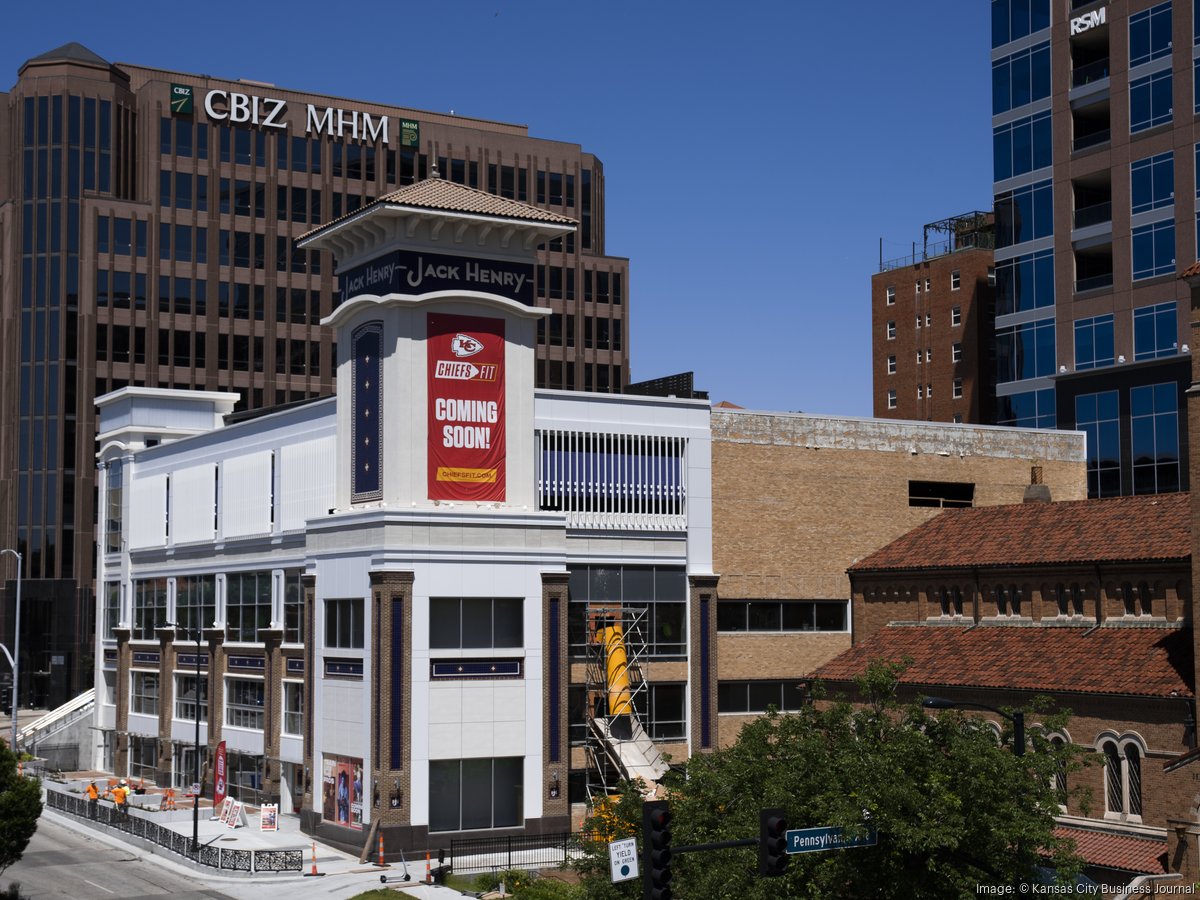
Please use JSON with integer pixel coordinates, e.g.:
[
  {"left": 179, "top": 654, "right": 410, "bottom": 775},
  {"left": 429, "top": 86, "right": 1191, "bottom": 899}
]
[
  {"left": 200, "top": 89, "right": 419, "bottom": 146},
  {"left": 1070, "top": 7, "right": 1105, "bottom": 35}
]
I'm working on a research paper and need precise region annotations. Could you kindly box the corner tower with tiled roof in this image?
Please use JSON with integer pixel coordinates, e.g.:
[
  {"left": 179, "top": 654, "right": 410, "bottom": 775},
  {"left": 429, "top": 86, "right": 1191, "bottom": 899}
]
[{"left": 299, "top": 173, "right": 574, "bottom": 509}]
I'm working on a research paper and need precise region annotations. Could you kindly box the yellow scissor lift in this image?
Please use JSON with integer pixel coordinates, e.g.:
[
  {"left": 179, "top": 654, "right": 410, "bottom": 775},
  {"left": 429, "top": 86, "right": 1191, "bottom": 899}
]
[{"left": 581, "top": 605, "right": 670, "bottom": 808}]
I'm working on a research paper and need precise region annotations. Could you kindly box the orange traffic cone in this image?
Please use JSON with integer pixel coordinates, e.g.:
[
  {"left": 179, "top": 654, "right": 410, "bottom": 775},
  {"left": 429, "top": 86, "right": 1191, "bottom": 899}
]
[
  {"left": 303, "top": 839, "right": 325, "bottom": 877},
  {"left": 425, "top": 851, "right": 431, "bottom": 883},
  {"left": 375, "top": 829, "right": 386, "bottom": 867}
]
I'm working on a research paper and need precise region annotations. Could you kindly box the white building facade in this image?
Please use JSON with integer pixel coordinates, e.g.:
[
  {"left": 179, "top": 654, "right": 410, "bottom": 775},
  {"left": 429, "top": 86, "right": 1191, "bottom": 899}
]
[{"left": 93, "top": 178, "right": 714, "bottom": 851}]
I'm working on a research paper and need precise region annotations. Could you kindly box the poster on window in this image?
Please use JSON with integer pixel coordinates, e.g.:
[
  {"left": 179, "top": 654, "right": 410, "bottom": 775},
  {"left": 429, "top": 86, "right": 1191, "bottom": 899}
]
[
  {"left": 322, "top": 755, "right": 363, "bottom": 830},
  {"left": 427, "top": 313, "right": 505, "bottom": 502}
]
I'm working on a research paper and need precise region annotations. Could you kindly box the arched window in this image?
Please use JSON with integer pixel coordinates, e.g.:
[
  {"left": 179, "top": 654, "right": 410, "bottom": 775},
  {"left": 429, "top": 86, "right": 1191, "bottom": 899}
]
[
  {"left": 1137, "top": 581, "right": 1152, "bottom": 617},
  {"left": 939, "top": 587, "right": 964, "bottom": 617},
  {"left": 1069, "top": 583, "right": 1084, "bottom": 616},
  {"left": 996, "top": 586, "right": 1009, "bottom": 616},
  {"left": 1100, "top": 734, "right": 1144, "bottom": 821},
  {"left": 1055, "top": 583, "right": 1068, "bottom": 616},
  {"left": 1121, "top": 581, "right": 1136, "bottom": 617},
  {"left": 1010, "top": 586, "right": 1022, "bottom": 616},
  {"left": 1048, "top": 734, "right": 1069, "bottom": 809}
]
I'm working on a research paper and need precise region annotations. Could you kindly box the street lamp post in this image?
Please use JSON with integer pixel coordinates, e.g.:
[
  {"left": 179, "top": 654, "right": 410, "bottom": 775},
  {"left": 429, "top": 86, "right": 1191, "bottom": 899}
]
[
  {"left": 922, "top": 696, "right": 1025, "bottom": 756},
  {"left": 1, "top": 549, "right": 23, "bottom": 753},
  {"left": 166, "top": 620, "right": 203, "bottom": 851}
]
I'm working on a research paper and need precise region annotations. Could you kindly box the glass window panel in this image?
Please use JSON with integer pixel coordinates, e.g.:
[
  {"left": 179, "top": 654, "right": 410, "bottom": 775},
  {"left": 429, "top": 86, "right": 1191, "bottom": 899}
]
[
  {"left": 428, "top": 761, "right": 460, "bottom": 832},
  {"left": 492, "top": 598, "right": 523, "bottom": 648},
  {"left": 460, "top": 597, "right": 492, "bottom": 648},
  {"left": 460, "top": 758, "right": 493, "bottom": 830},
  {"left": 492, "top": 757, "right": 522, "bottom": 827}
]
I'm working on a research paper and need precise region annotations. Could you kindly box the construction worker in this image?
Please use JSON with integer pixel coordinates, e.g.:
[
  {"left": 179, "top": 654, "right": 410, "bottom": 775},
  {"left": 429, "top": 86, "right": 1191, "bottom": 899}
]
[
  {"left": 85, "top": 780, "right": 99, "bottom": 817},
  {"left": 111, "top": 779, "right": 129, "bottom": 815}
]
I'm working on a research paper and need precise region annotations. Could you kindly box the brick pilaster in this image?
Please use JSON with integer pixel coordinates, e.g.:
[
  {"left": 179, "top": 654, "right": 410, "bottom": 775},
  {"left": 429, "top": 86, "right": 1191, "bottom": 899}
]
[
  {"left": 689, "top": 575, "right": 720, "bottom": 753},
  {"left": 542, "top": 572, "right": 570, "bottom": 827},
  {"left": 369, "top": 570, "right": 414, "bottom": 856}
]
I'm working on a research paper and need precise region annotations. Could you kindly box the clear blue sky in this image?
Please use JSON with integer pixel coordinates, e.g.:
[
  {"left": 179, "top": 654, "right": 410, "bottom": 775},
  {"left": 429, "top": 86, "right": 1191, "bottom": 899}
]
[{"left": 2, "top": 1, "right": 994, "bottom": 416}]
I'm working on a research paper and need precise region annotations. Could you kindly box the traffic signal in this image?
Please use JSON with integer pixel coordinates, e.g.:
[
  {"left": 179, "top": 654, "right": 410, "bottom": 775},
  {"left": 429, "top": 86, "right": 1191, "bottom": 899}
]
[
  {"left": 642, "top": 799, "right": 672, "bottom": 900},
  {"left": 759, "top": 807, "right": 789, "bottom": 877}
]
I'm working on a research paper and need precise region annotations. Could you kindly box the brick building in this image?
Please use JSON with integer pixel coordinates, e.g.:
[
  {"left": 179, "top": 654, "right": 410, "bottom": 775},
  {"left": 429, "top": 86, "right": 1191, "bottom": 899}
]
[
  {"left": 709, "top": 408, "right": 1085, "bottom": 747},
  {"left": 872, "top": 213, "right": 995, "bottom": 424},
  {"left": 816, "top": 492, "right": 1195, "bottom": 888}
]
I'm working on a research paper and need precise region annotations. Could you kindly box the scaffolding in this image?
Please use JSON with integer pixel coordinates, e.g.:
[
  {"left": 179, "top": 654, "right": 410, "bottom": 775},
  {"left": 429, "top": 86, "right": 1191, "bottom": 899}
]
[{"left": 580, "top": 604, "right": 668, "bottom": 807}]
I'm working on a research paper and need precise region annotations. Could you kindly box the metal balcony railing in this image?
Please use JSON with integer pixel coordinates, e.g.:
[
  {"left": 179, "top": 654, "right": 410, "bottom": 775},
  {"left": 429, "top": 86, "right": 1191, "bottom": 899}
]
[
  {"left": 1073, "top": 129, "right": 1111, "bottom": 152},
  {"left": 1075, "top": 272, "right": 1114, "bottom": 293},
  {"left": 1072, "top": 58, "right": 1110, "bottom": 88},
  {"left": 1073, "top": 201, "right": 1112, "bottom": 229}
]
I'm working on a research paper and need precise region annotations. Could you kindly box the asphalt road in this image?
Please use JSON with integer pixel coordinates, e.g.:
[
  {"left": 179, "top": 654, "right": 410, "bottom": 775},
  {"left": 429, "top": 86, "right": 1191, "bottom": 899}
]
[{"left": 2, "top": 816, "right": 234, "bottom": 900}]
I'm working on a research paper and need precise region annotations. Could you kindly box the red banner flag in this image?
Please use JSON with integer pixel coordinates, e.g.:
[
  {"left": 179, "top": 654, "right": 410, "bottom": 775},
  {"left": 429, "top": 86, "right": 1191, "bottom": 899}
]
[
  {"left": 214, "top": 740, "right": 227, "bottom": 806},
  {"left": 427, "top": 313, "right": 506, "bottom": 501}
]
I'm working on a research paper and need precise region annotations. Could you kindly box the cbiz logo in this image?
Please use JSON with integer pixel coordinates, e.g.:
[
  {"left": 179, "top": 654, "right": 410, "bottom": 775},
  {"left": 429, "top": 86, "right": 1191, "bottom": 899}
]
[{"left": 1070, "top": 7, "right": 1105, "bottom": 35}]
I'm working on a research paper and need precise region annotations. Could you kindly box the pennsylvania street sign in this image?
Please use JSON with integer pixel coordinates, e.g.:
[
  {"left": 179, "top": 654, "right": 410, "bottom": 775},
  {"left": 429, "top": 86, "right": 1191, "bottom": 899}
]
[{"left": 786, "top": 826, "right": 878, "bottom": 854}]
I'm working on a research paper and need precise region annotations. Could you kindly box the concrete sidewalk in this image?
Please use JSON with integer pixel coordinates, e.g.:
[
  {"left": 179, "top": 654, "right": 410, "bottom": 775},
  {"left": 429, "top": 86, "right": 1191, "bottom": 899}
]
[{"left": 38, "top": 777, "right": 526, "bottom": 898}]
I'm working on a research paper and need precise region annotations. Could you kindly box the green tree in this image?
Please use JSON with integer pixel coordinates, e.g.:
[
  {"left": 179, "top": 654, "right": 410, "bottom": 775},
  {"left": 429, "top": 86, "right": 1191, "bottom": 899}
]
[
  {"left": 0, "top": 741, "right": 42, "bottom": 878},
  {"left": 574, "top": 662, "right": 1083, "bottom": 899}
]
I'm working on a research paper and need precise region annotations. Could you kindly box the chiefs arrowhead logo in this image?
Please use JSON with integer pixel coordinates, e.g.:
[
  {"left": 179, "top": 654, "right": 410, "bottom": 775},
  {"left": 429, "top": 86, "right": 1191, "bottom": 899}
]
[{"left": 450, "top": 334, "right": 484, "bottom": 358}]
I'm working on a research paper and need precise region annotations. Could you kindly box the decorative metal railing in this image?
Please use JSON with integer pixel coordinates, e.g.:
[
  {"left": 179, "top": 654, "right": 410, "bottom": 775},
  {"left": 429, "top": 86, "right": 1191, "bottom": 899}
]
[{"left": 45, "top": 789, "right": 304, "bottom": 874}]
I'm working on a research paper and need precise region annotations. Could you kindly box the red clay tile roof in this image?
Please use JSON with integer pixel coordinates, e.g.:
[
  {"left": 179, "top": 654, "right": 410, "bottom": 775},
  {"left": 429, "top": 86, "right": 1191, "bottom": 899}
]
[
  {"left": 1181, "top": 261, "right": 1200, "bottom": 279},
  {"left": 713, "top": 400, "right": 744, "bottom": 409},
  {"left": 1053, "top": 826, "right": 1167, "bottom": 875},
  {"left": 813, "top": 623, "right": 1193, "bottom": 698},
  {"left": 850, "top": 494, "right": 1190, "bottom": 573}
]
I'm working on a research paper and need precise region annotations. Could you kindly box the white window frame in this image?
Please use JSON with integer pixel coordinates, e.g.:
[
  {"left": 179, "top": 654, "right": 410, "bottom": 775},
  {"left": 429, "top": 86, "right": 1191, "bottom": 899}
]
[
  {"left": 952, "top": 342, "right": 963, "bottom": 362},
  {"left": 951, "top": 269, "right": 961, "bottom": 290},
  {"left": 224, "top": 676, "right": 265, "bottom": 731},
  {"left": 887, "top": 389, "right": 897, "bottom": 409},
  {"left": 886, "top": 285, "right": 895, "bottom": 305},
  {"left": 925, "top": 348, "right": 932, "bottom": 363},
  {"left": 887, "top": 321, "right": 896, "bottom": 340},
  {"left": 174, "top": 672, "right": 208, "bottom": 724},
  {"left": 282, "top": 680, "right": 304, "bottom": 737},
  {"left": 887, "top": 356, "right": 896, "bottom": 375},
  {"left": 916, "top": 350, "right": 923, "bottom": 365},
  {"left": 1097, "top": 732, "right": 1145, "bottom": 823},
  {"left": 131, "top": 671, "right": 159, "bottom": 716},
  {"left": 917, "top": 385, "right": 923, "bottom": 399},
  {"left": 953, "top": 378, "right": 963, "bottom": 399},
  {"left": 951, "top": 306, "right": 962, "bottom": 327}
]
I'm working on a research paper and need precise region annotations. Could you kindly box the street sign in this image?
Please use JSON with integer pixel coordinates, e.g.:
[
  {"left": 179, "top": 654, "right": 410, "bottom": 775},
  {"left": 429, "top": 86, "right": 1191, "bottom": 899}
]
[
  {"left": 609, "top": 836, "right": 639, "bottom": 883},
  {"left": 786, "top": 826, "right": 877, "bottom": 855}
]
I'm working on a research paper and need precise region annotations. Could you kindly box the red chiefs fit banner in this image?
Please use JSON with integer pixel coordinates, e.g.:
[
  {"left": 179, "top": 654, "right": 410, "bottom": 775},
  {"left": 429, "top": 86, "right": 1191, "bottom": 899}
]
[
  {"left": 214, "top": 740, "right": 227, "bottom": 806},
  {"left": 427, "top": 313, "right": 506, "bottom": 501}
]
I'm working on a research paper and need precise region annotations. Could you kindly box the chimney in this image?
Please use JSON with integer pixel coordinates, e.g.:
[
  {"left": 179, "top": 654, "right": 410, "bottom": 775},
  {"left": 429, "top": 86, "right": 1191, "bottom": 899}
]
[{"left": 1023, "top": 465, "right": 1051, "bottom": 503}]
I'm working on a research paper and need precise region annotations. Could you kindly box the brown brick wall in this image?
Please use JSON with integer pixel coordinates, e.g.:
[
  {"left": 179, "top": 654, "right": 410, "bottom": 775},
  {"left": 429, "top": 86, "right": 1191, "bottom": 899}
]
[
  {"left": 368, "top": 570, "right": 414, "bottom": 842},
  {"left": 871, "top": 246, "right": 995, "bottom": 424},
  {"left": 712, "top": 416, "right": 1086, "bottom": 606},
  {"left": 717, "top": 633, "right": 851, "bottom": 682},
  {"left": 852, "top": 563, "right": 1190, "bottom": 644},
  {"left": 542, "top": 572, "right": 570, "bottom": 828},
  {"left": 688, "top": 576, "right": 719, "bottom": 753}
]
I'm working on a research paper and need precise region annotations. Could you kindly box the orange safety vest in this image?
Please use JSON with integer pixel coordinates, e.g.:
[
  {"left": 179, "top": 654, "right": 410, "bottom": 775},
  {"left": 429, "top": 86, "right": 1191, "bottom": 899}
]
[
  {"left": 86, "top": 783, "right": 99, "bottom": 801},
  {"left": 112, "top": 786, "right": 128, "bottom": 806}
]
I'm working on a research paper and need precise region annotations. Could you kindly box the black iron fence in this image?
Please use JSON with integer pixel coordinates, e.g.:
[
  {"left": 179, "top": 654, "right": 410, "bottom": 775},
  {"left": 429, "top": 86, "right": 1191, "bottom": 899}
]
[
  {"left": 449, "top": 831, "right": 598, "bottom": 873},
  {"left": 45, "top": 790, "right": 303, "bottom": 874}
]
